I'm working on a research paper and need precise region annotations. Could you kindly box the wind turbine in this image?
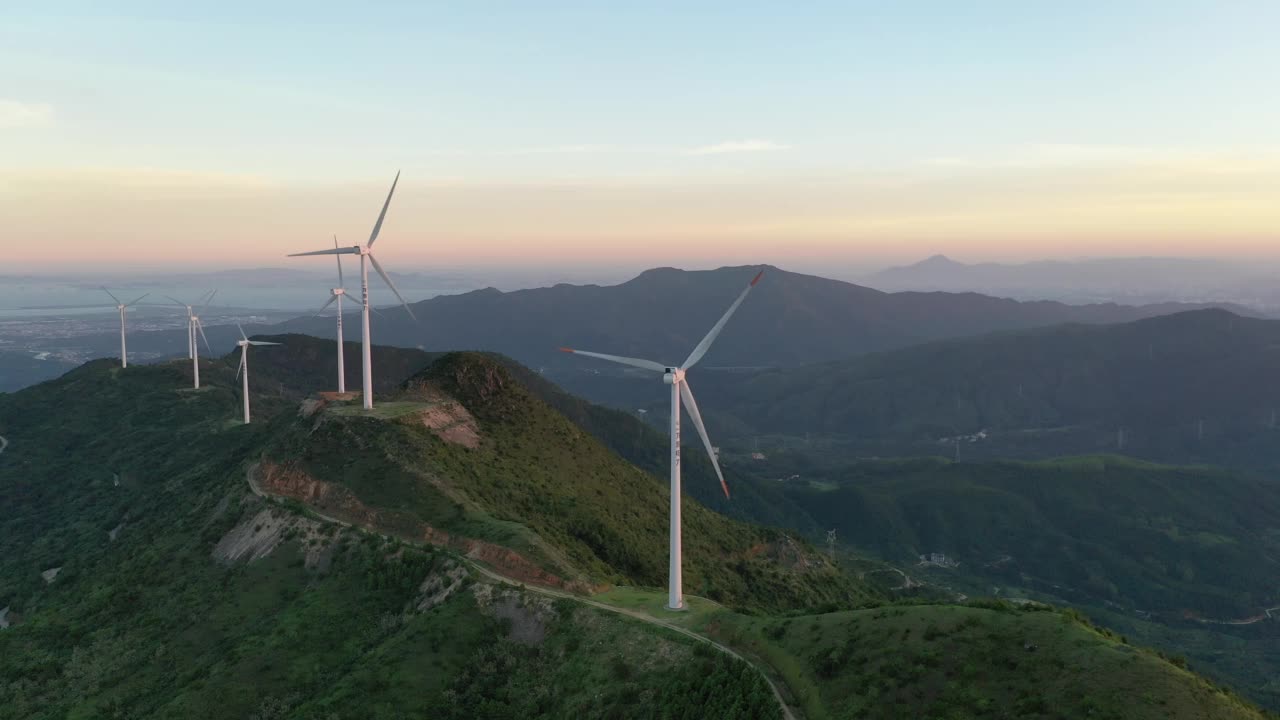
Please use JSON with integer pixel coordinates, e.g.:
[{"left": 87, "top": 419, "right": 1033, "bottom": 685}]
[
  {"left": 235, "top": 324, "right": 281, "bottom": 424},
  {"left": 314, "top": 235, "right": 352, "bottom": 393},
  {"left": 167, "top": 291, "right": 216, "bottom": 389},
  {"left": 560, "top": 269, "right": 763, "bottom": 610},
  {"left": 101, "top": 288, "right": 149, "bottom": 368},
  {"left": 288, "top": 172, "right": 416, "bottom": 409}
]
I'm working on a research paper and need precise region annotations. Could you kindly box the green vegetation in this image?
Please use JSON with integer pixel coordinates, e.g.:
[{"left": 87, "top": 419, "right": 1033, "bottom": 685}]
[
  {"left": 2, "top": 348, "right": 1276, "bottom": 719},
  {"left": 703, "top": 601, "right": 1269, "bottom": 720},
  {"left": 0, "top": 360, "right": 783, "bottom": 719},
  {"left": 688, "top": 308, "right": 1280, "bottom": 470},
  {"left": 265, "top": 352, "right": 866, "bottom": 613},
  {"left": 728, "top": 454, "right": 1280, "bottom": 709}
]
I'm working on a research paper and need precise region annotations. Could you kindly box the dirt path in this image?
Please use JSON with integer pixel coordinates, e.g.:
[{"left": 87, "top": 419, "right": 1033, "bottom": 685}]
[{"left": 244, "top": 464, "right": 800, "bottom": 720}]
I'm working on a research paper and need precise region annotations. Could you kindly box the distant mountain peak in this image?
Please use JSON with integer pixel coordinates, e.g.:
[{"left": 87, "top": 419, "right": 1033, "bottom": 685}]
[{"left": 914, "top": 254, "right": 965, "bottom": 268}]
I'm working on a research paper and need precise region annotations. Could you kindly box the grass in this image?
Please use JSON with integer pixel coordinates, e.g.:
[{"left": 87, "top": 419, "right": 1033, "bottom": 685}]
[
  {"left": 592, "top": 586, "right": 723, "bottom": 629},
  {"left": 697, "top": 602, "right": 1271, "bottom": 720},
  {"left": 325, "top": 400, "right": 434, "bottom": 419}
]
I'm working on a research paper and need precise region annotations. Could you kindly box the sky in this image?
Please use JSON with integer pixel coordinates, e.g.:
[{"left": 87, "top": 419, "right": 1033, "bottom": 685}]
[{"left": 2, "top": 1, "right": 1279, "bottom": 273}]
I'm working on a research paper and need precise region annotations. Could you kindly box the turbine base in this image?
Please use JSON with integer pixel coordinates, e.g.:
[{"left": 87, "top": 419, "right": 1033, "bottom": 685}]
[{"left": 664, "top": 602, "right": 688, "bottom": 612}]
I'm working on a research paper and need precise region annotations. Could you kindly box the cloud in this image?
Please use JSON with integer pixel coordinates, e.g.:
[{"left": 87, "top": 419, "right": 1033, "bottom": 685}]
[
  {"left": 0, "top": 100, "right": 54, "bottom": 129},
  {"left": 685, "top": 139, "right": 791, "bottom": 156}
]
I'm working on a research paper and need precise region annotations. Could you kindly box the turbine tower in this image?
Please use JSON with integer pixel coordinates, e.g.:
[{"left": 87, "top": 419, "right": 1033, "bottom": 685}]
[
  {"left": 101, "top": 288, "right": 149, "bottom": 368},
  {"left": 560, "top": 269, "right": 763, "bottom": 610},
  {"left": 235, "top": 324, "right": 281, "bottom": 424},
  {"left": 288, "top": 172, "right": 416, "bottom": 409},
  {"left": 168, "top": 291, "right": 215, "bottom": 389},
  {"left": 314, "top": 235, "right": 352, "bottom": 394}
]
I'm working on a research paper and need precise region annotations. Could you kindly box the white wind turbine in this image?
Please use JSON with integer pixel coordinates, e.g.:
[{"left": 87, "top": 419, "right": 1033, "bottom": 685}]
[
  {"left": 288, "top": 172, "right": 416, "bottom": 409},
  {"left": 314, "top": 235, "right": 353, "bottom": 394},
  {"left": 560, "top": 269, "right": 763, "bottom": 611},
  {"left": 235, "top": 324, "right": 281, "bottom": 424},
  {"left": 101, "top": 288, "right": 149, "bottom": 368},
  {"left": 167, "top": 291, "right": 216, "bottom": 389}
]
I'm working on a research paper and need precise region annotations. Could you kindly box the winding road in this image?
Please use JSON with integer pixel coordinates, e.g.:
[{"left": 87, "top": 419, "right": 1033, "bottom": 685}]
[{"left": 244, "top": 464, "right": 800, "bottom": 719}]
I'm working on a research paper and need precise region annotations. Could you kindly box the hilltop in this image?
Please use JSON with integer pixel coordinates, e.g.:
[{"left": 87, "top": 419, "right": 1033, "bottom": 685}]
[{"left": 257, "top": 351, "right": 861, "bottom": 611}]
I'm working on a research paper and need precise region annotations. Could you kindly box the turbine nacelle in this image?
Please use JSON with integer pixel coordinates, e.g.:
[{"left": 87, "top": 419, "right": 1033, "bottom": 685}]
[{"left": 663, "top": 368, "right": 683, "bottom": 385}]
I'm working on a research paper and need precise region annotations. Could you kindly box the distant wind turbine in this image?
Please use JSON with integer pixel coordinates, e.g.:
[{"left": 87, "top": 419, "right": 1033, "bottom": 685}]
[
  {"left": 167, "top": 291, "right": 216, "bottom": 389},
  {"left": 235, "top": 324, "right": 281, "bottom": 424},
  {"left": 288, "top": 172, "right": 416, "bottom": 409},
  {"left": 101, "top": 288, "right": 149, "bottom": 368},
  {"left": 314, "top": 235, "right": 353, "bottom": 393},
  {"left": 560, "top": 269, "right": 763, "bottom": 611}
]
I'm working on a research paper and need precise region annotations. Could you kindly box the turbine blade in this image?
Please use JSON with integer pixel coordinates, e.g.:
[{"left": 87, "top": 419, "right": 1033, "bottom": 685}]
[
  {"left": 198, "top": 289, "right": 218, "bottom": 316},
  {"left": 366, "top": 170, "right": 400, "bottom": 248},
  {"left": 164, "top": 295, "right": 189, "bottom": 311},
  {"left": 316, "top": 293, "right": 339, "bottom": 316},
  {"left": 288, "top": 247, "right": 357, "bottom": 257},
  {"left": 334, "top": 234, "right": 345, "bottom": 286},
  {"left": 558, "top": 348, "right": 666, "bottom": 373},
  {"left": 249, "top": 340, "right": 281, "bottom": 346},
  {"left": 101, "top": 287, "right": 121, "bottom": 305},
  {"left": 236, "top": 351, "right": 244, "bottom": 380},
  {"left": 679, "top": 380, "right": 729, "bottom": 499},
  {"left": 124, "top": 293, "right": 150, "bottom": 307},
  {"left": 368, "top": 253, "right": 416, "bottom": 321},
  {"left": 236, "top": 322, "right": 248, "bottom": 342},
  {"left": 195, "top": 318, "right": 211, "bottom": 351},
  {"left": 682, "top": 270, "right": 764, "bottom": 369}
]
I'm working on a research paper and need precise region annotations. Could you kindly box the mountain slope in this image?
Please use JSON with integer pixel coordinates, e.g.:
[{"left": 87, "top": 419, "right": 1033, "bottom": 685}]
[
  {"left": 1, "top": 351, "right": 1274, "bottom": 719},
  {"left": 724, "top": 454, "right": 1280, "bottom": 710},
  {"left": 682, "top": 309, "right": 1280, "bottom": 468},
  {"left": 706, "top": 601, "right": 1268, "bottom": 720},
  {"left": 0, "top": 357, "right": 807, "bottom": 719},
  {"left": 43, "top": 264, "right": 1247, "bottom": 401},
  {"left": 257, "top": 351, "right": 861, "bottom": 612}
]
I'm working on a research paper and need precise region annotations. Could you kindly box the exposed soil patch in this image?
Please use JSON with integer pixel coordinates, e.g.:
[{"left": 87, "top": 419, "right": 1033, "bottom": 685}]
[
  {"left": 0, "top": 606, "right": 10, "bottom": 629},
  {"left": 40, "top": 567, "right": 61, "bottom": 584},
  {"left": 410, "top": 402, "right": 481, "bottom": 448}
]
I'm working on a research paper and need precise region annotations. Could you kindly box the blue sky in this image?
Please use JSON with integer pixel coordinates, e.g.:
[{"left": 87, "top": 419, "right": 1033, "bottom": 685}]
[{"left": 2, "top": 2, "right": 1279, "bottom": 269}]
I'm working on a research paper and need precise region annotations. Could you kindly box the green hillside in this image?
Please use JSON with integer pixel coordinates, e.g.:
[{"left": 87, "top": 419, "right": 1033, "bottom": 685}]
[
  {"left": 259, "top": 351, "right": 862, "bottom": 612},
  {"left": 741, "top": 454, "right": 1280, "bottom": 709},
  {"left": 1, "top": 351, "right": 1275, "bottom": 719},
  {"left": 704, "top": 601, "right": 1267, "bottom": 720},
  {"left": 0, "top": 359, "right": 790, "bottom": 719},
  {"left": 621, "top": 309, "right": 1280, "bottom": 470}
]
